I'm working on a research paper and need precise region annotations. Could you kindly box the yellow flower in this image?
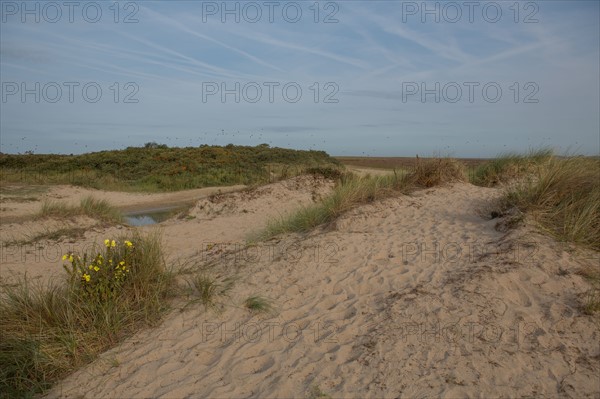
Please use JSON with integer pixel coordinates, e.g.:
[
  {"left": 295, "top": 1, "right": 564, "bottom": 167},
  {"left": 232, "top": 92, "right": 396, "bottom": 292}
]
[
  {"left": 124, "top": 240, "right": 133, "bottom": 247},
  {"left": 62, "top": 254, "right": 68, "bottom": 261},
  {"left": 104, "top": 239, "right": 110, "bottom": 247},
  {"left": 93, "top": 266, "right": 100, "bottom": 272},
  {"left": 88, "top": 265, "right": 93, "bottom": 270},
  {"left": 82, "top": 273, "right": 91, "bottom": 282},
  {"left": 119, "top": 261, "right": 125, "bottom": 266},
  {"left": 68, "top": 255, "right": 74, "bottom": 263},
  {"left": 111, "top": 240, "right": 116, "bottom": 247}
]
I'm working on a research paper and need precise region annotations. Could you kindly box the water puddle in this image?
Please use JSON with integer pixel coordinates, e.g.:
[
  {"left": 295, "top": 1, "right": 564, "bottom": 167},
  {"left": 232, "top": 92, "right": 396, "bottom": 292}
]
[{"left": 124, "top": 205, "right": 187, "bottom": 226}]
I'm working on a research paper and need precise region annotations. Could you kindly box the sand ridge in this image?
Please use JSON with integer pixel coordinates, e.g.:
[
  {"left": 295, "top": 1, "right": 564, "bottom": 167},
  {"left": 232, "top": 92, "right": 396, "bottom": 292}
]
[
  {"left": 41, "top": 182, "right": 599, "bottom": 398},
  {"left": 0, "top": 183, "right": 247, "bottom": 223}
]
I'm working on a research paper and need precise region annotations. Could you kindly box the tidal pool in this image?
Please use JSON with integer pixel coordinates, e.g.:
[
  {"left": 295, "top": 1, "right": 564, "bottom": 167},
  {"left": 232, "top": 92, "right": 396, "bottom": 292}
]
[{"left": 124, "top": 205, "right": 186, "bottom": 226}]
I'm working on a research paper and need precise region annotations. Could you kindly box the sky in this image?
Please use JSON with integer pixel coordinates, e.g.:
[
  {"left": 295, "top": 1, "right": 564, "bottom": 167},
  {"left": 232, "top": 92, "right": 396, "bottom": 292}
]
[{"left": 1, "top": 0, "right": 599, "bottom": 157}]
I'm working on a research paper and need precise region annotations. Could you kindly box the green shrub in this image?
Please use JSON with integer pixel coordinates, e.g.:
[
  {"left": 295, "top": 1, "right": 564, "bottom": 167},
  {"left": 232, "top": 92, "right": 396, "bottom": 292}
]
[{"left": 0, "top": 145, "right": 340, "bottom": 192}]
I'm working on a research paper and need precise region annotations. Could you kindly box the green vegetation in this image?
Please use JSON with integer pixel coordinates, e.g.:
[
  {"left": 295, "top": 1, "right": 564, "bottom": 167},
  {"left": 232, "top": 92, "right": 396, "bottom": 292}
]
[
  {"left": 0, "top": 231, "right": 174, "bottom": 398},
  {"left": 38, "top": 196, "right": 123, "bottom": 224},
  {"left": 304, "top": 166, "right": 345, "bottom": 180},
  {"left": 0, "top": 144, "right": 340, "bottom": 192},
  {"left": 498, "top": 155, "right": 600, "bottom": 250},
  {"left": 470, "top": 148, "right": 553, "bottom": 186}
]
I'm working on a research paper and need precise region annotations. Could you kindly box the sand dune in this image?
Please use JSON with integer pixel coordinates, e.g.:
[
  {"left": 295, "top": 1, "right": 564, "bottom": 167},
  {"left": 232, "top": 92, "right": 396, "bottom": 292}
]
[
  {"left": 41, "top": 181, "right": 599, "bottom": 398},
  {"left": 0, "top": 176, "right": 331, "bottom": 282}
]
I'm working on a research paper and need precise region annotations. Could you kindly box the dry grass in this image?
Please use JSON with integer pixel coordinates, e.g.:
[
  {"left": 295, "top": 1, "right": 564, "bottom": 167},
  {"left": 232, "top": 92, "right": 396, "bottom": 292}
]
[{"left": 404, "top": 157, "right": 466, "bottom": 188}]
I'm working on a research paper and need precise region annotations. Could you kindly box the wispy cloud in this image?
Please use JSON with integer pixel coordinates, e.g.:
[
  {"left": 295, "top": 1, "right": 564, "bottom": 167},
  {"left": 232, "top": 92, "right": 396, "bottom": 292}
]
[{"left": 1, "top": 1, "right": 598, "bottom": 157}]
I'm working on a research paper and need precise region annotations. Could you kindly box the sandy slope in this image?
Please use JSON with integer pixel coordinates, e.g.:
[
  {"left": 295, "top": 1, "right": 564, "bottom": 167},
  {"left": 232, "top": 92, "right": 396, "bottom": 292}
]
[{"left": 43, "top": 182, "right": 599, "bottom": 398}]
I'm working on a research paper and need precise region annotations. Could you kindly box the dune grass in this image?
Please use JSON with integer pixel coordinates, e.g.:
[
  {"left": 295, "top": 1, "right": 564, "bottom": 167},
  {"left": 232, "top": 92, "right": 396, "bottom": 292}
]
[
  {"left": 79, "top": 196, "right": 124, "bottom": 223},
  {"left": 470, "top": 148, "right": 553, "bottom": 186},
  {"left": 38, "top": 200, "right": 72, "bottom": 219},
  {"left": 404, "top": 157, "right": 467, "bottom": 188},
  {"left": 38, "top": 196, "right": 123, "bottom": 224},
  {"left": 185, "top": 274, "right": 236, "bottom": 311},
  {"left": 0, "top": 231, "right": 174, "bottom": 397},
  {"left": 253, "top": 157, "right": 466, "bottom": 241},
  {"left": 499, "top": 156, "right": 600, "bottom": 250},
  {"left": 255, "top": 151, "right": 598, "bottom": 254},
  {"left": 252, "top": 173, "right": 408, "bottom": 240}
]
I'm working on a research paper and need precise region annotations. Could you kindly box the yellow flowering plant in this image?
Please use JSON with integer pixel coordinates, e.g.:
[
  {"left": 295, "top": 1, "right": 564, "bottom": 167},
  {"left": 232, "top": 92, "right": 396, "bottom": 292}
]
[{"left": 62, "top": 238, "right": 134, "bottom": 301}]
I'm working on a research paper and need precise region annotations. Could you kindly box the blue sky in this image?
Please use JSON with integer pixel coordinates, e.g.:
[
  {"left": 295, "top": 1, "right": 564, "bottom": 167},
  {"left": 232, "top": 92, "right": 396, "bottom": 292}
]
[{"left": 1, "top": 0, "right": 599, "bottom": 157}]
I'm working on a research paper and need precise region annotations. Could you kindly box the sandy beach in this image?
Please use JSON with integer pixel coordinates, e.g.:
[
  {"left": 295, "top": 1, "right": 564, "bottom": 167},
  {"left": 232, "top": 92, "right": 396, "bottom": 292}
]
[{"left": 2, "top": 174, "right": 597, "bottom": 398}]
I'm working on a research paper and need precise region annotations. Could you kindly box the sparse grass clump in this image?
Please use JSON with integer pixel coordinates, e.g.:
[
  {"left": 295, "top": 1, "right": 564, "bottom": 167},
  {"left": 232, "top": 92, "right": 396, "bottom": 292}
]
[
  {"left": 500, "top": 156, "right": 600, "bottom": 250},
  {"left": 39, "top": 200, "right": 72, "bottom": 218},
  {"left": 38, "top": 196, "right": 123, "bottom": 224},
  {"left": 471, "top": 148, "right": 553, "bottom": 186},
  {"left": 0, "top": 231, "right": 174, "bottom": 397},
  {"left": 307, "top": 385, "right": 332, "bottom": 399},
  {"left": 244, "top": 295, "right": 275, "bottom": 313},
  {"left": 186, "top": 274, "right": 235, "bottom": 311}
]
